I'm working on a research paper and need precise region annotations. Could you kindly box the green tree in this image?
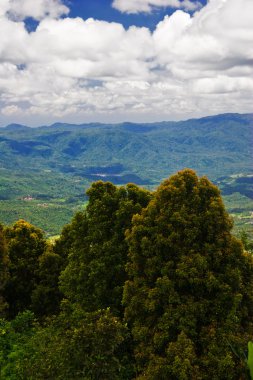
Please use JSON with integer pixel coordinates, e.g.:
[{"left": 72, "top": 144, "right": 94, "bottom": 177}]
[
  {"left": 4, "top": 220, "right": 46, "bottom": 318},
  {"left": 31, "top": 245, "right": 64, "bottom": 317},
  {"left": 53, "top": 212, "right": 83, "bottom": 261},
  {"left": 0, "top": 223, "right": 9, "bottom": 316},
  {"left": 123, "top": 169, "right": 253, "bottom": 379},
  {"left": 248, "top": 341, "right": 253, "bottom": 380},
  {"left": 0, "top": 310, "right": 36, "bottom": 379},
  {"left": 60, "top": 181, "right": 151, "bottom": 315},
  {"left": 5, "top": 303, "right": 128, "bottom": 380},
  {"left": 240, "top": 230, "right": 253, "bottom": 254}
]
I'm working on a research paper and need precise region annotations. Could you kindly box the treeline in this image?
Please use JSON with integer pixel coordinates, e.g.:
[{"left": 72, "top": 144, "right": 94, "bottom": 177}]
[{"left": 0, "top": 169, "right": 253, "bottom": 379}]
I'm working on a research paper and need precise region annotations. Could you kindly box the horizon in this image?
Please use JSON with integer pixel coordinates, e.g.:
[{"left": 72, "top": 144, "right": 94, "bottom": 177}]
[
  {"left": 0, "top": 0, "right": 252, "bottom": 127},
  {"left": 1, "top": 111, "right": 252, "bottom": 129}
]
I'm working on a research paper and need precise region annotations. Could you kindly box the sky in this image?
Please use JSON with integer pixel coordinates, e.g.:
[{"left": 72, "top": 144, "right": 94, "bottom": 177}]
[{"left": 0, "top": 0, "right": 252, "bottom": 126}]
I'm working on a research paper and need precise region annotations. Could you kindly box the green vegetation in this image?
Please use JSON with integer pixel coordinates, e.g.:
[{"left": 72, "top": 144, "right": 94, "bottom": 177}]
[
  {"left": 0, "top": 170, "right": 252, "bottom": 379},
  {"left": 0, "top": 224, "right": 9, "bottom": 316},
  {"left": 123, "top": 169, "right": 252, "bottom": 379},
  {"left": 0, "top": 307, "right": 128, "bottom": 380},
  {"left": 30, "top": 245, "right": 64, "bottom": 317},
  {"left": 1, "top": 114, "right": 252, "bottom": 182},
  {"left": 248, "top": 342, "right": 253, "bottom": 380},
  {"left": 0, "top": 199, "right": 84, "bottom": 237},
  {"left": 223, "top": 193, "right": 253, "bottom": 238},
  {"left": 0, "top": 167, "right": 88, "bottom": 236},
  {"left": 3, "top": 220, "right": 47, "bottom": 318},
  {"left": 60, "top": 181, "right": 151, "bottom": 315},
  {"left": 0, "top": 113, "right": 252, "bottom": 237}
]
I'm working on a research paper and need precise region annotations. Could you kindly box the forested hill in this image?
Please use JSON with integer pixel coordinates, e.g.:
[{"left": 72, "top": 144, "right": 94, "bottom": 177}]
[
  {"left": 0, "top": 113, "right": 252, "bottom": 236},
  {"left": 1, "top": 112, "right": 252, "bottom": 183}
]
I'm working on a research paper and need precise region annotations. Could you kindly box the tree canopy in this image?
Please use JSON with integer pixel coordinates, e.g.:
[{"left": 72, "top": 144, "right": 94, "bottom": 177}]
[
  {"left": 123, "top": 169, "right": 253, "bottom": 379},
  {"left": 0, "top": 171, "right": 252, "bottom": 379},
  {"left": 60, "top": 181, "right": 151, "bottom": 315},
  {"left": 0, "top": 223, "right": 9, "bottom": 316},
  {"left": 3, "top": 220, "right": 47, "bottom": 318}
]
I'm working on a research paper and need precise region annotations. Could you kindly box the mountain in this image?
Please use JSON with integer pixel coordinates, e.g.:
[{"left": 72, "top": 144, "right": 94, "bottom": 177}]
[
  {"left": 4, "top": 123, "right": 31, "bottom": 131},
  {"left": 0, "top": 113, "right": 252, "bottom": 183},
  {"left": 0, "top": 113, "right": 252, "bottom": 235}
]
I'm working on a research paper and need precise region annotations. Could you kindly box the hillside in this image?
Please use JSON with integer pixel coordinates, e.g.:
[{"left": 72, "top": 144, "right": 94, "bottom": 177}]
[{"left": 0, "top": 113, "right": 252, "bottom": 235}]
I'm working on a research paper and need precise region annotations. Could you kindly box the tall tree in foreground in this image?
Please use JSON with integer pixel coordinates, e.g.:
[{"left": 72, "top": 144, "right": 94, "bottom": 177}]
[
  {"left": 123, "top": 169, "right": 253, "bottom": 379},
  {"left": 4, "top": 220, "right": 46, "bottom": 318},
  {"left": 60, "top": 181, "right": 151, "bottom": 315}
]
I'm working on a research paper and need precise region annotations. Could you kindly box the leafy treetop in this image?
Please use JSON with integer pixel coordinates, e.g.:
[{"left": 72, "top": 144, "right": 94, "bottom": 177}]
[{"left": 123, "top": 169, "right": 253, "bottom": 379}]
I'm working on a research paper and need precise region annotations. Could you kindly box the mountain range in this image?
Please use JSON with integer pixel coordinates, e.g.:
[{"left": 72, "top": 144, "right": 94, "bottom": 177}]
[{"left": 0, "top": 113, "right": 252, "bottom": 235}]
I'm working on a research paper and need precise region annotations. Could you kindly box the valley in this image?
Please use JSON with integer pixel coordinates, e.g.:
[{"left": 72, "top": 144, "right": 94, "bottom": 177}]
[{"left": 0, "top": 113, "right": 252, "bottom": 238}]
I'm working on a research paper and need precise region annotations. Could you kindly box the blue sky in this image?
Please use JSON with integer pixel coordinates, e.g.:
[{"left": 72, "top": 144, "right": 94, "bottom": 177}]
[
  {"left": 0, "top": 0, "right": 252, "bottom": 126},
  {"left": 23, "top": 1, "right": 208, "bottom": 33},
  {"left": 67, "top": 0, "right": 207, "bottom": 30}
]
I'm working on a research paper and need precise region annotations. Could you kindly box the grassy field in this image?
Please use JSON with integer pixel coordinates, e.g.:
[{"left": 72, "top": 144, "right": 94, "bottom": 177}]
[
  {"left": 223, "top": 193, "right": 253, "bottom": 238},
  {"left": 0, "top": 168, "right": 88, "bottom": 236},
  {"left": 0, "top": 199, "right": 86, "bottom": 236}
]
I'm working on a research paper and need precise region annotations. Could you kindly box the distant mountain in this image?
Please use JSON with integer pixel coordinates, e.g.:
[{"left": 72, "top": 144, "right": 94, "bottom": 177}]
[
  {"left": 4, "top": 123, "right": 30, "bottom": 131},
  {"left": 0, "top": 113, "right": 252, "bottom": 184},
  {"left": 0, "top": 113, "right": 252, "bottom": 236}
]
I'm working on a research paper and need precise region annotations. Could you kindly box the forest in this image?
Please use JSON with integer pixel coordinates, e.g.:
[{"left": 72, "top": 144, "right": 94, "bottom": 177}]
[
  {"left": 0, "top": 113, "right": 252, "bottom": 237},
  {"left": 0, "top": 169, "right": 253, "bottom": 379}
]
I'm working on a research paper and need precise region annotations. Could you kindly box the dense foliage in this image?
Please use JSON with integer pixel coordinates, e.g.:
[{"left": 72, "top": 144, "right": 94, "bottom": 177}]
[
  {"left": 31, "top": 246, "right": 64, "bottom": 317},
  {"left": 123, "top": 169, "right": 253, "bottom": 379},
  {"left": 0, "top": 224, "right": 9, "bottom": 316},
  {"left": 3, "top": 220, "right": 47, "bottom": 318},
  {"left": 0, "top": 306, "right": 128, "bottom": 380},
  {"left": 60, "top": 181, "right": 151, "bottom": 315},
  {"left": 0, "top": 170, "right": 252, "bottom": 379}
]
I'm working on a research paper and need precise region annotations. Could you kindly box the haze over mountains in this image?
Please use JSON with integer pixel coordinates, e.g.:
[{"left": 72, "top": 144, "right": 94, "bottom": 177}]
[{"left": 0, "top": 113, "right": 252, "bottom": 235}]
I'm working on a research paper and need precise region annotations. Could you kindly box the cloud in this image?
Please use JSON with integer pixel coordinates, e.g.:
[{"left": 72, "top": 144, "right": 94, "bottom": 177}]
[
  {"left": 0, "top": 0, "right": 253, "bottom": 125},
  {"left": 1, "top": 104, "right": 22, "bottom": 115},
  {"left": 112, "top": 0, "right": 201, "bottom": 14},
  {"left": 0, "top": 0, "right": 69, "bottom": 21}
]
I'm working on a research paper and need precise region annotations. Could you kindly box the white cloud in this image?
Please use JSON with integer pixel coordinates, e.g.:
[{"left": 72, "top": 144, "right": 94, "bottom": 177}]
[
  {"left": 0, "top": 0, "right": 253, "bottom": 125},
  {"left": 0, "top": 18, "right": 29, "bottom": 62},
  {"left": 193, "top": 76, "right": 253, "bottom": 94},
  {"left": 112, "top": 0, "right": 201, "bottom": 14},
  {"left": 1, "top": 104, "right": 22, "bottom": 115},
  {"left": 0, "top": 0, "right": 69, "bottom": 21}
]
